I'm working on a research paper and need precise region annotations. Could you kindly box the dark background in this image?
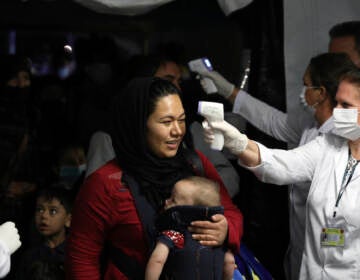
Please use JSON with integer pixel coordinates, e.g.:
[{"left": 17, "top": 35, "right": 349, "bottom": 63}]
[{"left": 0, "top": 0, "right": 289, "bottom": 279}]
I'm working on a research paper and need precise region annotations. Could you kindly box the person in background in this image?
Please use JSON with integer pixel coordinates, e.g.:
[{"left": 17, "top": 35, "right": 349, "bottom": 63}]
[
  {"left": 0, "top": 54, "right": 40, "bottom": 135},
  {"left": 56, "top": 144, "right": 86, "bottom": 190},
  {"left": 329, "top": 21, "right": 360, "bottom": 67},
  {"left": 16, "top": 186, "right": 72, "bottom": 280},
  {"left": 203, "top": 68, "right": 360, "bottom": 279},
  {"left": 66, "top": 77, "right": 243, "bottom": 279},
  {"left": 146, "top": 54, "right": 183, "bottom": 91},
  {"left": 43, "top": 144, "right": 86, "bottom": 197},
  {"left": 67, "top": 35, "right": 123, "bottom": 150},
  {"left": 145, "top": 176, "right": 235, "bottom": 280},
  {"left": 198, "top": 21, "right": 360, "bottom": 280},
  {"left": 0, "top": 57, "right": 39, "bottom": 271},
  {"left": 0, "top": 54, "right": 31, "bottom": 91},
  {"left": 0, "top": 55, "right": 34, "bottom": 186}
]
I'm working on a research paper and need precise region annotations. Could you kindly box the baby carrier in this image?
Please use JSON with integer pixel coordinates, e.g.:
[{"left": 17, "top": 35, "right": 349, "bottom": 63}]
[
  {"left": 106, "top": 150, "right": 273, "bottom": 279},
  {"left": 156, "top": 205, "right": 226, "bottom": 279}
]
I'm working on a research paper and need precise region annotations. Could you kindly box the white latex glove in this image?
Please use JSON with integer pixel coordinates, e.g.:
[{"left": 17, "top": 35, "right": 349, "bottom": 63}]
[
  {"left": 203, "top": 120, "right": 248, "bottom": 155},
  {"left": 198, "top": 71, "right": 235, "bottom": 98},
  {"left": 0, "top": 222, "right": 21, "bottom": 255}
]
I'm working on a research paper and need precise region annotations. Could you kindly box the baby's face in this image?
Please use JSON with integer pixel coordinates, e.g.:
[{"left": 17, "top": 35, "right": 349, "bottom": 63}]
[{"left": 164, "top": 181, "right": 195, "bottom": 210}]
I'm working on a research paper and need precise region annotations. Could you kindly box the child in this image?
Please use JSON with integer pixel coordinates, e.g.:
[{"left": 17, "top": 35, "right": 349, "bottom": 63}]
[
  {"left": 56, "top": 144, "right": 86, "bottom": 189},
  {"left": 145, "top": 176, "right": 236, "bottom": 280},
  {"left": 16, "top": 185, "right": 73, "bottom": 280}
]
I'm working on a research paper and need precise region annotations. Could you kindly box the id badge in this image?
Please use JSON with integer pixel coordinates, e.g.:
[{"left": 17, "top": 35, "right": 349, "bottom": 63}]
[{"left": 320, "top": 227, "right": 345, "bottom": 247}]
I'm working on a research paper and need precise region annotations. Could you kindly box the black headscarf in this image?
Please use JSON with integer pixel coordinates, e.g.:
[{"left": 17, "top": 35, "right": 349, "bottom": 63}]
[{"left": 109, "top": 77, "right": 195, "bottom": 209}]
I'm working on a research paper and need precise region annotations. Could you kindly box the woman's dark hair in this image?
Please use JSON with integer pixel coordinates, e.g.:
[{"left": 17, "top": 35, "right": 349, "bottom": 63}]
[
  {"left": 308, "top": 52, "right": 357, "bottom": 107},
  {"left": 110, "top": 77, "right": 194, "bottom": 208},
  {"left": 147, "top": 77, "right": 181, "bottom": 116}
]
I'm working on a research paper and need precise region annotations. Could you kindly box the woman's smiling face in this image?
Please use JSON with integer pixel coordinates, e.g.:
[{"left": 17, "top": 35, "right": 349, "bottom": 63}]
[{"left": 146, "top": 94, "right": 186, "bottom": 158}]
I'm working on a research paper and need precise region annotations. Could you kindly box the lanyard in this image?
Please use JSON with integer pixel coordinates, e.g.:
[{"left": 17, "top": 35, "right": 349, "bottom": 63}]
[{"left": 333, "top": 151, "right": 359, "bottom": 218}]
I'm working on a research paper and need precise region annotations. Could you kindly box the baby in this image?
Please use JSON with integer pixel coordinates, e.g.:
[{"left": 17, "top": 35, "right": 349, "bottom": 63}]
[{"left": 145, "top": 176, "right": 236, "bottom": 280}]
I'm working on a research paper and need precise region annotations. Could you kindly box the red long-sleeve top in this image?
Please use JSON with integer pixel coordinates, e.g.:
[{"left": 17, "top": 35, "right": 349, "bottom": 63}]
[{"left": 65, "top": 151, "right": 243, "bottom": 279}]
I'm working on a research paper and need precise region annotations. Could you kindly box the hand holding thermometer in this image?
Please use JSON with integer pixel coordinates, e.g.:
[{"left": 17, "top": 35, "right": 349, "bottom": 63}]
[
  {"left": 198, "top": 101, "right": 224, "bottom": 150},
  {"left": 188, "top": 58, "right": 218, "bottom": 94}
]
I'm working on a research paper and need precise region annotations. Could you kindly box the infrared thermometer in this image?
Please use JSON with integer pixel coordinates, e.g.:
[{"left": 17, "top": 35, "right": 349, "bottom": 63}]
[
  {"left": 198, "top": 101, "right": 224, "bottom": 150},
  {"left": 188, "top": 57, "right": 218, "bottom": 94}
]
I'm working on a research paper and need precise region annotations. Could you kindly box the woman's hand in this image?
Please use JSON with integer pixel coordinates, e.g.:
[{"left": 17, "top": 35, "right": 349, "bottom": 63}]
[{"left": 188, "top": 214, "right": 228, "bottom": 247}]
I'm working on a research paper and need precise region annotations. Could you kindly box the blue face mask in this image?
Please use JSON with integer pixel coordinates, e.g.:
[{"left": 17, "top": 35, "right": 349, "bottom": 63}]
[
  {"left": 57, "top": 61, "right": 76, "bottom": 80},
  {"left": 58, "top": 66, "right": 71, "bottom": 80},
  {"left": 59, "top": 164, "right": 86, "bottom": 186}
]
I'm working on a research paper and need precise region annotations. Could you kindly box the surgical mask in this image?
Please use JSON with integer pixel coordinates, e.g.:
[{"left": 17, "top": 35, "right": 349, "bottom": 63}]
[
  {"left": 299, "top": 86, "right": 320, "bottom": 114},
  {"left": 58, "top": 66, "right": 72, "bottom": 80},
  {"left": 59, "top": 164, "right": 86, "bottom": 186},
  {"left": 57, "top": 61, "right": 76, "bottom": 80},
  {"left": 299, "top": 86, "right": 308, "bottom": 107},
  {"left": 333, "top": 108, "right": 360, "bottom": 141},
  {"left": 299, "top": 86, "right": 314, "bottom": 114}
]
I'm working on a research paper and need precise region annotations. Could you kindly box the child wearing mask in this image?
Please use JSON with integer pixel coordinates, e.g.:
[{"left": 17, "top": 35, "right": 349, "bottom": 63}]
[
  {"left": 145, "top": 176, "right": 236, "bottom": 280},
  {"left": 16, "top": 185, "right": 73, "bottom": 280},
  {"left": 57, "top": 145, "right": 86, "bottom": 184}
]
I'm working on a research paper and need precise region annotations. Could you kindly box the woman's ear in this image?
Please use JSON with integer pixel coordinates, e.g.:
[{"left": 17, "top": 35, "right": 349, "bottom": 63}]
[{"left": 317, "top": 86, "right": 328, "bottom": 102}]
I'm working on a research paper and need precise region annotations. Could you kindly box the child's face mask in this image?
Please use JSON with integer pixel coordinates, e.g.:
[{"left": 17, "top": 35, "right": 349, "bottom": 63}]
[{"left": 59, "top": 164, "right": 86, "bottom": 186}]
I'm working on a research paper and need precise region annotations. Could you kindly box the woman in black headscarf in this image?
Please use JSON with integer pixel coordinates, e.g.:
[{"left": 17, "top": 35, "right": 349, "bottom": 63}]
[
  {"left": 111, "top": 76, "right": 194, "bottom": 208},
  {"left": 66, "top": 77, "right": 243, "bottom": 279}
]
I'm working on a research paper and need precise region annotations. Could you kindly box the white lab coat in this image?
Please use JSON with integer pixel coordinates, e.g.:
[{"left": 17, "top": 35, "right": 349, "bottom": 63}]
[
  {"left": 242, "top": 134, "right": 360, "bottom": 279},
  {"left": 233, "top": 90, "right": 314, "bottom": 148},
  {"left": 0, "top": 240, "right": 10, "bottom": 279},
  {"left": 233, "top": 89, "right": 334, "bottom": 280}
]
